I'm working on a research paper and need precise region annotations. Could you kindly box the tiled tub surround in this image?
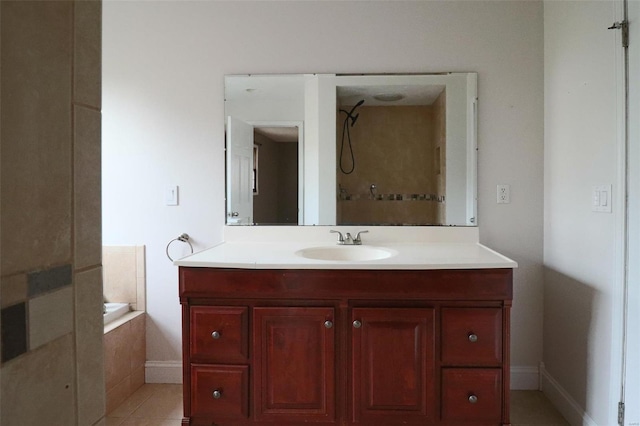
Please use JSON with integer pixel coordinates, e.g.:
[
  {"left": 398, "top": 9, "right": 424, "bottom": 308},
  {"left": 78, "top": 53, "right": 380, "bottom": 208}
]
[
  {"left": 102, "top": 245, "right": 148, "bottom": 413},
  {"left": 103, "top": 245, "right": 146, "bottom": 311},
  {"left": 104, "top": 311, "right": 146, "bottom": 414}
]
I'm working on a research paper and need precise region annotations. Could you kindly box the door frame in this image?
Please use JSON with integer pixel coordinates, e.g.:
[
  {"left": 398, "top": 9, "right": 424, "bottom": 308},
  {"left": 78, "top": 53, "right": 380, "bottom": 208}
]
[
  {"left": 612, "top": 0, "right": 639, "bottom": 424},
  {"left": 618, "top": 0, "right": 640, "bottom": 423}
]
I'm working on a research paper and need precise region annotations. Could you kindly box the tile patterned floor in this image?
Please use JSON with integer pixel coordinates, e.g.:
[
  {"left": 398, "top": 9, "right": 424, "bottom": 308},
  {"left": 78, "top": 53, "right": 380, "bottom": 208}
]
[
  {"left": 510, "top": 390, "right": 570, "bottom": 425},
  {"left": 105, "top": 384, "right": 183, "bottom": 426},
  {"left": 106, "top": 385, "right": 570, "bottom": 426}
]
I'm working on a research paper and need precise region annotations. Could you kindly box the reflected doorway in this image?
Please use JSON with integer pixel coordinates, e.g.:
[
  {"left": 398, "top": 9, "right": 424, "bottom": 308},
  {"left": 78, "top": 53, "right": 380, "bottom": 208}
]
[{"left": 252, "top": 126, "right": 299, "bottom": 225}]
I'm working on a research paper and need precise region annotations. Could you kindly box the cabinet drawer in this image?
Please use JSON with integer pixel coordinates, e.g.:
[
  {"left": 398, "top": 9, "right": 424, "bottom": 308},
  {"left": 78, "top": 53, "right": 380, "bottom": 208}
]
[
  {"left": 191, "top": 306, "right": 248, "bottom": 362},
  {"left": 441, "top": 368, "right": 502, "bottom": 423},
  {"left": 191, "top": 364, "right": 249, "bottom": 419},
  {"left": 441, "top": 308, "right": 502, "bottom": 365}
]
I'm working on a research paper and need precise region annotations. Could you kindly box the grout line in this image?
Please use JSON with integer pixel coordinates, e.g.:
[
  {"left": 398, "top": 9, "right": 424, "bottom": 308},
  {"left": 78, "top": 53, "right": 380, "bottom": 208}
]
[
  {"left": 109, "top": 384, "right": 184, "bottom": 422},
  {"left": 108, "top": 384, "right": 161, "bottom": 420}
]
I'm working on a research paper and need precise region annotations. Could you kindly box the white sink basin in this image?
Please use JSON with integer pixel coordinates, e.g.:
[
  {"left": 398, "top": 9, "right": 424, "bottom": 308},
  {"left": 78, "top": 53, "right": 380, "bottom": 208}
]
[{"left": 295, "top": 246, "right": 396, "bottom": 261}]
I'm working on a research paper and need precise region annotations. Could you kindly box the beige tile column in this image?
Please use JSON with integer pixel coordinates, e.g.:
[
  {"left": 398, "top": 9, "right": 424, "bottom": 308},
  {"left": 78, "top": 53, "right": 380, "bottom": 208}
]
[{"left": 0, "top": 0, "right": 104, "bottom": 424}]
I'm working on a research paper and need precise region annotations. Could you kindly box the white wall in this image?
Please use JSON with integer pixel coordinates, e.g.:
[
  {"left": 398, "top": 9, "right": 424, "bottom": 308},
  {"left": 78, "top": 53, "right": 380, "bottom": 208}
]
[
  {"left": 103, "top": 1, "right": 544, "bottom": 383},
  {"left": 543, "top": 1, "right": 624, "bottom": 425}
]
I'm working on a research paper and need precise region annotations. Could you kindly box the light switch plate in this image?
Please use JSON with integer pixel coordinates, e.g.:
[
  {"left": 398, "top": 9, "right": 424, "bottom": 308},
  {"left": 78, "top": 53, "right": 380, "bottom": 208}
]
[
  {"left": 592, "top": 185, "right": 612, "bottom": 213},
  {"left": 166, "top": 185, "right": 179, "bottom": 206}
]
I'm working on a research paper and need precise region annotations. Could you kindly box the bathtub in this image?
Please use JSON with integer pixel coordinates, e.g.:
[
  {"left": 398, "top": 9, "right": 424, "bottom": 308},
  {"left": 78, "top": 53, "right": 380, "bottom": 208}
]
[
  {"left": 103, "top": 302, "right": 130, "bottom": 325},
  {"left": 103, "top": 309, "right": 146, "bottom": 413}
]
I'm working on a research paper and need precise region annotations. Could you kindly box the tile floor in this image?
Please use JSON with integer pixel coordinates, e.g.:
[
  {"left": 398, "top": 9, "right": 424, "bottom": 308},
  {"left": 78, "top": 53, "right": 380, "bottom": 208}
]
[{"left": 106, "top": 384, "right": 570, "bottom": 426}]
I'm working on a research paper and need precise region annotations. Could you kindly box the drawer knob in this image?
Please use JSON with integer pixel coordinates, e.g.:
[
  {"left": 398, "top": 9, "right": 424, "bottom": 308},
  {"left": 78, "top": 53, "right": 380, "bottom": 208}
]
[
  {"left": 324, "top": 320, "right": 333, "bottom": 329},
  {"left": 353, "top": 320, "right": 362, "bottom": 329},
  {"left": 468, "top": 333, "right": 478, "bottom": 343},
  {"left": 211, "top": 331, "right": 221, "bottom": 339},
  {"left": 212, "top": 389, "right": 222, "bottom": 399},
  {"left": 468, "top": 394, "right": 478, "bottom": 404}
]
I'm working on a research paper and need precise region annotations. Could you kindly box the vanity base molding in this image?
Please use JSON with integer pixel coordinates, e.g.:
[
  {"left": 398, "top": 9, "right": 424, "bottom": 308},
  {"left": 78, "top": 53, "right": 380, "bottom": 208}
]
[{"left": 179, "top": 267, "right": 513, "bottom": 426}]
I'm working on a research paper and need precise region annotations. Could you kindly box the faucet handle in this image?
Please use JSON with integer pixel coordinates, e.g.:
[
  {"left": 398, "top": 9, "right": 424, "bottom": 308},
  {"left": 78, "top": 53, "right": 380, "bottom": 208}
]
[
  {"left": 354, "top": 230, "right": 369, "bottom": 244},
  {"left": 330, "top": 230, "right": 345, "bottom": 244}
]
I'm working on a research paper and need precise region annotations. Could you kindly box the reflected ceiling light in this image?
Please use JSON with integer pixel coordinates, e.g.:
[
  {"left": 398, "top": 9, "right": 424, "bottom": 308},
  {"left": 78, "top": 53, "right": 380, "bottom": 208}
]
[{"left": 373, "top": 93, "right": 404, "bottom": 102}]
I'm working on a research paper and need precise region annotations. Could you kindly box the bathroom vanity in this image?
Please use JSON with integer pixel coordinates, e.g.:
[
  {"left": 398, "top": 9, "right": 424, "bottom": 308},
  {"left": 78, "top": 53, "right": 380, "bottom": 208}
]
[{"left": 176, "top": 227, "right": 516, "bottom": 426}]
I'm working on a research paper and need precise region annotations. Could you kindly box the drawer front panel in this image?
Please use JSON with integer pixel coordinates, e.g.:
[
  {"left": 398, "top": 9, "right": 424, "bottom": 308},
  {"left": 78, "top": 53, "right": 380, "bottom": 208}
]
[
  {"left": 441, "top": 368, "right": 502, "bottom": 423},
  {"left": 191, "top": 364, "right": 249, "bottom": 419},
  {"left": 441, "top": 307, "right": 502, "bottom": 366},
  {"left": 191, "top": 306, "right": 248, "bottom": 362}
]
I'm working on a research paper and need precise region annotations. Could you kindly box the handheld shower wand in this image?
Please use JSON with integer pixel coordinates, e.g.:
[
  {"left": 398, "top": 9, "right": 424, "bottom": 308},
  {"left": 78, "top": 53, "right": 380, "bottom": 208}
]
[
  {"left": 340, "top": 99, "right": 365, "bottom": 127},
  {"left": 339, "top": 99, "right": 365, "bottom": 174}
]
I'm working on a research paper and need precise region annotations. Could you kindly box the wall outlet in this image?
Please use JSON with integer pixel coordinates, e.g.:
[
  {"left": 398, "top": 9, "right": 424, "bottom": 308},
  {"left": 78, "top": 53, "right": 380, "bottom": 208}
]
[{"left": 497, "top": 184, "right": 510, "bottom": 204}]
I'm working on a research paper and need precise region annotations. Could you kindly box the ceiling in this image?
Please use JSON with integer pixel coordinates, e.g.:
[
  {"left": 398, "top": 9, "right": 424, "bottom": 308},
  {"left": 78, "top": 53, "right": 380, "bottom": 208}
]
[
  {"left": 254, "top": 126, "right": 299, "bottom": 143},
  {"left": 227, "top": 75, "right": 447, "bottom": 142}
]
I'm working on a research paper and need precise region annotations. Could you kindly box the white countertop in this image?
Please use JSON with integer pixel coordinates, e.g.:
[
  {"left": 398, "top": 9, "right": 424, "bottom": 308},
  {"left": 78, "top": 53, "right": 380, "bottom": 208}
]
[{"left": 174, "top": 227, "right": 517, "bottom": 270}]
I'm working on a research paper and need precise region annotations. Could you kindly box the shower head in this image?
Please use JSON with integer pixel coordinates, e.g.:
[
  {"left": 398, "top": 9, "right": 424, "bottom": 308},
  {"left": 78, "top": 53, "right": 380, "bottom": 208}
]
[{"left": 340, "top": 99, "right": 365, "bottom": 127}]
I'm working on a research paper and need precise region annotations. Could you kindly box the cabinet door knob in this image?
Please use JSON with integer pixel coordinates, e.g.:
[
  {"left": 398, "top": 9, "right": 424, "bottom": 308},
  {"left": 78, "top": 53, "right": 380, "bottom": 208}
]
[
  {"left": 324, "top": 320, "right": 333, "bottom": 329},
  {"left": 212, "top": 389, "right": 222, "bottom": 399},
  {"left": 211, "top": 331, "right": 221, "bottom": 339},
  {"left": 468, "top": 333, "right": 478, "bottom": 343},
  {"left": 468, "top": 394, "right": 478, "bottom": 404},
  {"left": 353, "top": 320, "right": 362, "bottom": 328}
]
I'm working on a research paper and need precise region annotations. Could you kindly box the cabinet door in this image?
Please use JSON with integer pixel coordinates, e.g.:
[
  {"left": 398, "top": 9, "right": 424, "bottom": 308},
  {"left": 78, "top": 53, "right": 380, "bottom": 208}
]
[
  {"left": 253, "top": 307, "right": 336, "bottom": 423},
  {"left": 351, "top": 308, "right": 435, "bottom": 424}
]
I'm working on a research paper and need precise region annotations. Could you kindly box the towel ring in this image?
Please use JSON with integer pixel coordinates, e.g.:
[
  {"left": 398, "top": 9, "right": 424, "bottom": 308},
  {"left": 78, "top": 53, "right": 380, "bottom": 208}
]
[{"left": 166, "top": 233, "right": 194, "bottom": 262}]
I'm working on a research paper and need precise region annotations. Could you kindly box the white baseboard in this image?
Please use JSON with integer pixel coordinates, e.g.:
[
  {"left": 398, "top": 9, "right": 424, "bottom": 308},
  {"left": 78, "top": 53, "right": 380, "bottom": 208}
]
[
  {"left": 145, "top": 361, "right": 183, "bottom": 384},
  {"left": 510, "top": 365, "right": 540, "bottom": 390},
  {"left": 144, "top": 361, "right": 539, "bottom": 390},
  {"left": 539, "top": 363, "right": 597, "bottom": 426}
]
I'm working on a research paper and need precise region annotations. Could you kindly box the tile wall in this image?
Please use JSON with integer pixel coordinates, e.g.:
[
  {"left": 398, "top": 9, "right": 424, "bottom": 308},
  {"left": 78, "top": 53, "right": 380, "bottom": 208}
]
[
  {"left": 337, "top": 104, "right": 445, "bottom": 225},
  {"left": 433, "top": 91, "right": 446, "bottom": 224},
  {"left": 104, "top": 313, "right": 146, "bottom": 414},
  {"left": 0, "top": 0, "right": 104, "bottom": 424},
  {"left": 103, "top": 246, "right": 146, "bottom": 311},
  {"left": 102, "top": 246, "right": 147, "bottom": 414}
]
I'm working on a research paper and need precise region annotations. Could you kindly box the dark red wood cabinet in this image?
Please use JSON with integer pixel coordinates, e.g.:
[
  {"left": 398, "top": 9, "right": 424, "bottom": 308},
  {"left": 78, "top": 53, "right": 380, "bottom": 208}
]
[{"left": 179, "top": 267, "right": 513, "bottom": 426}]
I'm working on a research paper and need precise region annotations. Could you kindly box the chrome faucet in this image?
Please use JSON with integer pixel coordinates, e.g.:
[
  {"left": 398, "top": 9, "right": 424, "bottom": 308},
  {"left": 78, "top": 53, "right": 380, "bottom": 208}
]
[{"left": 330, "top": 230, "right": 369, "bottom": 245}]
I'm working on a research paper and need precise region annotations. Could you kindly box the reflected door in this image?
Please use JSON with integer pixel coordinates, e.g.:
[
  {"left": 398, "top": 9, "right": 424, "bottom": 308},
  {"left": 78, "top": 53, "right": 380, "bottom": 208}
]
[{"left": 226, "top": 116, "right": 254, "bottom": 224}]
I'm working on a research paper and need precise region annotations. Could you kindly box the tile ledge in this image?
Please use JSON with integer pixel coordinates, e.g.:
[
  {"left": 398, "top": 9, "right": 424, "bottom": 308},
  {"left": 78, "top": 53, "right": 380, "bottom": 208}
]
[{"left": 104, "top": 310, "right": 145, "bottom": 335}]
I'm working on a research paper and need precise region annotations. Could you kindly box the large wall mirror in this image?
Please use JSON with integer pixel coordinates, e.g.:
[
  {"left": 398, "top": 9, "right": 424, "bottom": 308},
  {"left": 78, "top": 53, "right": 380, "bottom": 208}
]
[{"left": 225, "top": 73, "right": 477, "bottom": 227}]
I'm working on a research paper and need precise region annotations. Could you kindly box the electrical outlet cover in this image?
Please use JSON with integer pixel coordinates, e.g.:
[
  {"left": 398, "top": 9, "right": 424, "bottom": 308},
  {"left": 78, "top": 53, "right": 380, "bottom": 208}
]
[{"left": 497, "top": 184, "right": 510, "bottom": 204}]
